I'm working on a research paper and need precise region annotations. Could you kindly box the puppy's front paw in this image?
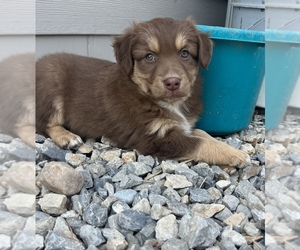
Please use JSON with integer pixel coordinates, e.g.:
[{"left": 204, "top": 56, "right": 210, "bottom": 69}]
[
  {"left": 226, "top": 148, "right": 250, "bottom": 168},
  {"left": 47, "top": 126, "right": 83, "bottom": 150},
  {"left": 65, "top": 134, "right": 84, "bottom": 150}
]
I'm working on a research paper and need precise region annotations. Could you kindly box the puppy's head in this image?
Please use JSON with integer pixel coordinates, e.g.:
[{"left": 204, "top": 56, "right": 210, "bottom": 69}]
[{"left": 113, "top": 18, "right": 213, "bottom": 103}]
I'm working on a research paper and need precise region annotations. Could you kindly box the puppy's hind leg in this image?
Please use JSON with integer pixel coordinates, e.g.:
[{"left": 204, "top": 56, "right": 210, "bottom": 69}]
[{"left": 46, "top": 97, "right": 83, "bottom": 150}]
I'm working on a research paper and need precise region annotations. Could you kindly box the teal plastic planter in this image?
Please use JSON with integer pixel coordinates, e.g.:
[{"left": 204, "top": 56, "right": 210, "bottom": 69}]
[
  {"left": 195, "top": 25, "right": 265, "bottom": 135},
  {"left": 265, "top": 29, "right": 300, "bottom": 130}
]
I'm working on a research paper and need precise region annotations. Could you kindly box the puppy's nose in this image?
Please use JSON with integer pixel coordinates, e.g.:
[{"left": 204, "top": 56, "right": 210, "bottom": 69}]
[{"left": 164, "top": 77, "right": 181, "bottom": 91}]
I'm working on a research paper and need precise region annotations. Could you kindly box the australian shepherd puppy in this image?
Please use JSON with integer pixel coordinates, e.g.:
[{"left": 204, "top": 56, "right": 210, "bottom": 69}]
[{"left": 36, "top": 18, "right": 249, "bottom": 167}]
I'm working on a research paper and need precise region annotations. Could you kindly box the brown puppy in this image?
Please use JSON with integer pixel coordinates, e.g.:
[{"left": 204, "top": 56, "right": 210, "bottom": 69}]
[
  {"left": 0, "top": 54, "right": 35, "bottom": 147},
  {"left": 36, "top": 18, "right": 249, "bottom": 166}
]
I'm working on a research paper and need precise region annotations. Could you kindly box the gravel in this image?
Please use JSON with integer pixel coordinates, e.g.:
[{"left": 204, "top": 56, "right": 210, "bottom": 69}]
[{"left": 1, "top": 110, "right": 299, "bottom": 249}]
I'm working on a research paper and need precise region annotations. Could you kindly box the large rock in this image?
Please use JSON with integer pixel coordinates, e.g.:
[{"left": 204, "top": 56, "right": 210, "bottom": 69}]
[
  {"left": 37, "top": 161, "right": 84, "bottom": 195},
  {"left": 0, "top": 161, "right": 35, "bottom": 193}
]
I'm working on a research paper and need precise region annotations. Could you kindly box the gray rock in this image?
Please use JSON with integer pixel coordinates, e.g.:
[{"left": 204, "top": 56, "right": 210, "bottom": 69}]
[
  {"left": 36, "top": 138, "right": 70, "bottom": 162},
  {"left": 226, "top": 137, "right": 242, "bottom": 149},
  {"left": 245, "top": 193, "right": 264, "bottom": 211},
  {"left": 125, "top": 162, "right": 152, "bottom": 176},
  {"left": 148, "top": 193, "right": 168, "bottom": 206},
  {"left": 251, "top": 208, "right": 265, "bottom": 229},
  {"left": 175, "top": 167, "right": 199, "bottom": 185},
  {"left": 240, "top": 164, "right": 261, "bottom": 180},
  {"left": 0, "top": 234, "right": 11, "bottom": 250},
  {"left": 11, "top": 231, "right": 36, "bottom": 250},
  {"left": 79, "top": 224, "right": 105, "bottom": 247},
  {"left": 37, "top": 161, "right": 84, "bottom": 196},
  {"left": 53, "top": 216, "right": 77, "bottom": 239},
  {"left": 114, "top": 189, "right": 137, "bottom": 205},
  {"left": 82, "top": 203, "right": 108, "bottom": 227},
  {"left": 138, "top": 155, "right": 155, "bottom": 167},
  {"left": 112, "top": 200, "right": 131, "bottom": 214},
  {"left": 214, "top": 207, "right": 233, "bottom": 221},
  {"left": 150, "top": 204, "right": 172, "bottom": 220},
  {"left": 166, "top": 201, "right": 190, "bottom": 217},
  {"left": 44, "top": 231, "right": 85, "bottom": 250},
  {"left": 161, "top": 238, "right": 189, "bottom": 250},
  {"left": 161, "top": 160, "right": 179, "bottom": 173},
  {"left": 236, "top": 204, "right": 251, "bottom": 219},
  {"left": 86, "top": 162, "right": 107, "bottom": 179},
  {"left": 234, "top": 180, "right": 256, "bottom": 199},
  {"left": 0, "top": 211, "right": 26, "bottom": 236},
  {"left": 178, "top": 215, "right": 220, "bottom": 249},
  {"left": 189, "top": 188, "right": 214, "bottom": 204},
  {"left": 155, "top": 214, "right": 178, "bottom": 241},
  {"left": 162, "top": 188, "right": 181, "bottom": 202},
  {"left": 120, "top": 174, "right": 143, "bottom": 189},
  {"left": 137, "top": 220, "right": 156, "bottom": 241},
  {"left": 0, "top": 138, "right": 35, "bottom": 161},
  {"left": 222, "top": 226, "right": 247, "bottom": 246},
  {"left": 282, "top": 208, "right": 300, "bottom": 230},
  {"left": 36, "top": 211, "right": 56, "bottom": 237},
  {"left": 211, "top": 165, "right": 230, "bottom": 180},
  {"left": 191, "top": 163, "right": 215, "bottom": 182},
  {"left": 66, "top": 217, "right": 86, "bottom": 236},
  {"left": 222, "top": 195, "right": 240, "bottom": 211},
  {"left": 0, "top": 133, "right": 14, "bottom": 143},
  {"left": 220, "top": 238, "right": 237, "bottom": 250},
  {"left": 243, "top": 222, "right": 260, "bottom": 236},
  {"left": 78, "top": 168, "right": 94, "bottom": 189},
  {"left": 118, "top": 210, "right": 151, "bottom": 232},
  {"left": 102, "top": 228, "right": 125, "bottom": 239}
]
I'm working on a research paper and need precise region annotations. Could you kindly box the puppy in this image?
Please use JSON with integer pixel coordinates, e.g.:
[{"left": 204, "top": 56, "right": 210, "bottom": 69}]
[
  {"left": 0, "top": 54, "right": 35, "bottom": 147},
  {"left": 36, "top": 18, "right": 249, "bottom": 166}
]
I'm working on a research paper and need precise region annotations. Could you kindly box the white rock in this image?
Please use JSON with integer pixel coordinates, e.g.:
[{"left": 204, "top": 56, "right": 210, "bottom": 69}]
[
  {"left": 150, "top": 204, "right": 172, "bottom": 220},
  {"left": 38, "top": 193, "right": 67, "bottom": 215},
  {"left": 192, "top": 204, "right": 225, "bottom": 218},
  {"left": 216, "top": 180, "right": 231, "bottom": 190},
  {"left": 164, "top": 175, "right": 192, "bottom": 189},
  {"left": 106, "top": 237, "right": 128, "bottom": 250},
  {"left": 132, "top": 198, "right": 151, "bottom": 214},
  {"left": 155, "top": 214, "right": 178, "bottom": 241},
  {"left": 4, "top": 193, "right": 35, "bottom": 216}
]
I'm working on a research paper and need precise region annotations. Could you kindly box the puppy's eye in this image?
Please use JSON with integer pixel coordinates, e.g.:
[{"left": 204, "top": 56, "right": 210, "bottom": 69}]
[
  {"left": 180, "top": 50, "right": 189, "bottom": 59},
  {"left": 145, "top": 53, "right": 155, "bottom": 62}
]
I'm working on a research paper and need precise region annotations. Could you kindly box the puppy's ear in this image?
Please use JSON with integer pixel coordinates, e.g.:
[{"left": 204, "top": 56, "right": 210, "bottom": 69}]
[
  {"left": 113, "top": 28, "right": 135, "bottom": 76},
  {"left": 198, "top": 32, "right": 213, "bottom": 69}
]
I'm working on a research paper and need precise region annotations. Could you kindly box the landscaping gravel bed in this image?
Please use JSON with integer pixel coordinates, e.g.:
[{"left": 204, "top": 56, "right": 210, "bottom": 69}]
[{"left": 0, "top": 111, "right": 272, "bottom": 249}]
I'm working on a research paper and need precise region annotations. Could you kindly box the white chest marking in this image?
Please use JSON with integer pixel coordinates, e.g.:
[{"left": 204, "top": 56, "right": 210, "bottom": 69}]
[{"left": 158, "top": 101, "right": 192, "bottom": 135}]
